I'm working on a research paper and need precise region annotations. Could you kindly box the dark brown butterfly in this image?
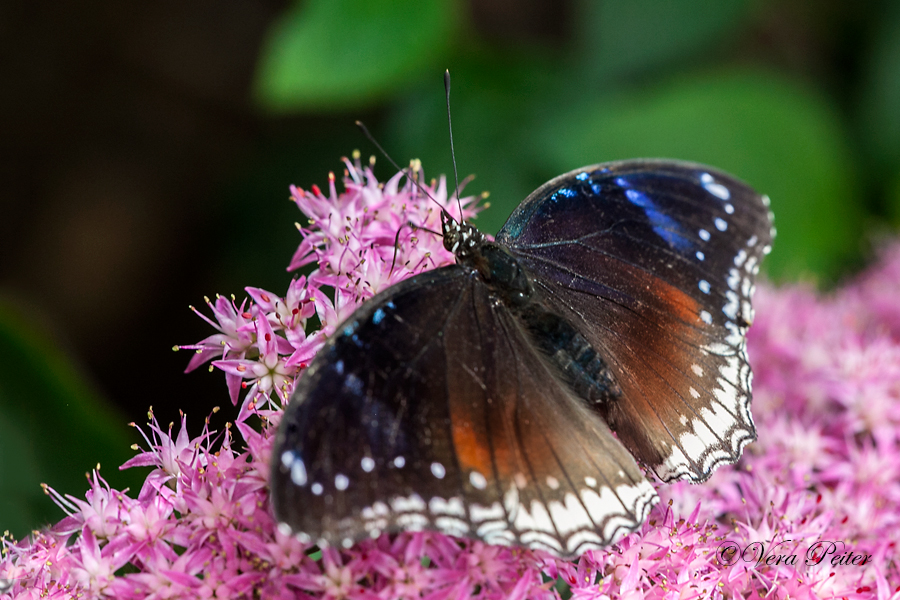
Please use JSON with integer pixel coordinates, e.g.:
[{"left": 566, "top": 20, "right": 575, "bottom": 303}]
[{"left": 270, "top": 159, "right": 774, "bottom": 557}]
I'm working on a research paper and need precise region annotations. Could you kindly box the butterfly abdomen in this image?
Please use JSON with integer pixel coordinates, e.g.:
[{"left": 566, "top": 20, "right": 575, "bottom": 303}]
[
  {"left": 468, "top": 233, "right": 621, "bottom": 408},
  {"left": 518, "top": 302, "right": 621, "bottom": 406}
]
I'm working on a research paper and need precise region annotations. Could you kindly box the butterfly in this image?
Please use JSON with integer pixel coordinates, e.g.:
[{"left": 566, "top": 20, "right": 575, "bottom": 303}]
[{"left": 270, "top": 159, "right": 774, "bottom": 557}]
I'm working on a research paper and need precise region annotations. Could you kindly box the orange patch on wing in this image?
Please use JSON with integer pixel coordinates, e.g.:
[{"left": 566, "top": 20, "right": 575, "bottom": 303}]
[
  {"left": 648, "top": 277, "right": 702, "bottom": 327},
  {"left": 450, "top": 417, "right": 493, "bottom": 478},
  {"left": 447, "top": 385, "right": 521, "bottom": 484}
]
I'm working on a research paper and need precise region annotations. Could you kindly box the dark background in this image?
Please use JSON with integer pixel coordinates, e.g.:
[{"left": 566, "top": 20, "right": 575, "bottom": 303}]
[{"left": 2, "top": 0, "right": 899, "bottom": 537}]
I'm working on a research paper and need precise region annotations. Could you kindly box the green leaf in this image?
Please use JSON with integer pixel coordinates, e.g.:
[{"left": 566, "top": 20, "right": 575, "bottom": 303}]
[
  {"left": 254, "top": 0, "right": 459, "bottom": 112},
  {"left": 0, "top": 297, "right": 140, "bottom": 538},
  {"left": 536, "top": 70, "right": 864, "bottom": 282},
  {"left": 574, "top": 0, "right": 753, "bottom": 81}
]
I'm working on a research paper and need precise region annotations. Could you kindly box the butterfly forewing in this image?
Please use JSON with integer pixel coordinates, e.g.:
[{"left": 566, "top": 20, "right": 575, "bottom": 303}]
[
  {"left": 271, "top": 264, "right": 657, "bottom": 557},
  {"left": 497, "top": 160, "right": 775, "bottom": 482}
]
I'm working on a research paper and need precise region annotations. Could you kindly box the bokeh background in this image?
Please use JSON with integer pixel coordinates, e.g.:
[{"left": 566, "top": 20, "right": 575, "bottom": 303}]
[{"left": 3, "top": 0, "right": 900, "bottom": 538}]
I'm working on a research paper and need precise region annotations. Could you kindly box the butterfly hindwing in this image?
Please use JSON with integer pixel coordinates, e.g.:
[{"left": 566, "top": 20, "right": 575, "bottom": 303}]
[
  {"left": 497, "top": 160, "right": 774, "bottom": 482},
  {"left": 271, "top": 264, "right": 657, "bottom": 557}
]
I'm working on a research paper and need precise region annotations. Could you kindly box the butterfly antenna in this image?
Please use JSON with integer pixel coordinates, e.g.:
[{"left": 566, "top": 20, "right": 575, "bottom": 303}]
[
  {"left": 409, "top": 220, "right": 441, "bottom": 237},
  {"left": 388, "top": 223, "right": 404, "bottom": 276},
  {"left": 355, "top": 121, "right": 451, "bottom": 219},
  {"left": 444, "top": 70, "right": 464, "bottom": 221},
  {"left": 388, "top": 219, "right": 442, "bottom": 275}
]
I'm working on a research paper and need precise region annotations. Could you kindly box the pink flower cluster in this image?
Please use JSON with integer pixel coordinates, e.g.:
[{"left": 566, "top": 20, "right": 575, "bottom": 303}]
[
  {"left": 177, "top": 154, "right": 481, "bottom": 418},
  {"left": 2, "top": 160, "right": 899, "bottom": 599}
]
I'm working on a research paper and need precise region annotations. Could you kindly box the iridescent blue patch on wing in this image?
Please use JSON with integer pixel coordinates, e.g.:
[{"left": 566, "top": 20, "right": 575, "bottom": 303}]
[
  {"left": 576, "top": 172, "right": 589, "bottom": 181},
  {"left": 501, "top": 205, "right": 535, "bottom": 239},
  {"left": 344, "top": 373, "right": 364, "bottom": 396},
  {"left": 624, "top": 189, "right": 693, "bottom": 250},
  {"left": 372, "top": 308, "right": 386, "bottom": 325}
]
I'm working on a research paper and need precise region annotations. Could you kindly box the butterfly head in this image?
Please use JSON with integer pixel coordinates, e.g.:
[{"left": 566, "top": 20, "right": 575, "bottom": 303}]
[{"left": 441, "top": 211, "right": 485, "bottom": 260}]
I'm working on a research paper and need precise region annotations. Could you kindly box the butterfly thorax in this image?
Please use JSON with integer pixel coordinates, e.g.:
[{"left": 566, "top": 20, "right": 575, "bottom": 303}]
[
  {"left": 443, "top": 214, "right": 619, "bottom": 405},
  {"left": 443, "top": 215, "right": 532, "bottom": 307}
]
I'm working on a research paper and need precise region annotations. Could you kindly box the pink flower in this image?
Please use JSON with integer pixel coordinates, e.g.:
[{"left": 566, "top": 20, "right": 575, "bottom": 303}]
[
  {"left": 178, "top": 295, "right": 257, "bottom": 371},
  {"left": 3, "top": 159, "right": 899, "bottom": 599}
]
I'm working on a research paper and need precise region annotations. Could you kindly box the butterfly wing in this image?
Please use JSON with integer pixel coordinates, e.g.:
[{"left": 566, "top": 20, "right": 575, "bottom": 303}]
[
  {"left": 497, "top": 160, "right": 774, "bottom": 482},
  {"left": 271, "top": 265, "right": 657, "bottom": 557}
]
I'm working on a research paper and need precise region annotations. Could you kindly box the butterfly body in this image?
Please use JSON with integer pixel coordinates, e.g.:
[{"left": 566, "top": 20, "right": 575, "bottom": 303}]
[{"left": 271, "top": 159, "right": 774, "bottom": 557}]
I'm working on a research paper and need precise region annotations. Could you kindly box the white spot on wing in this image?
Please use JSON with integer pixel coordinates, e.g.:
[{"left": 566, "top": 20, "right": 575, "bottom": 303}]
[
  {"left": 515, "top": 500, "right": 555, "bottom": 533},
  {"left": 396, "top": 513, "right": 428, "bottom": 530},
  {"left": 290, "top": 457, "right": 307, "bottom": 486},
  {"left": 702, "top": 402, "right": 737, "bottom": 433},
  {"left": 548, "top": 494, "right": 593, "bottom": 536},
  {"left": 723, "top": 290, "right": 740, "bottom": 320},
  {"left": 391, "top": 493, "right": 426, "bottom": 513},
  {"left": 566, "top": 530, "right": 604, "bottom": 555},
  {"left": 659, "top": 445, "right": 690, "bottom": 481},
  {"left": 470, "top": 501, "right": 504, "bottom": 524},
  {"left": 503, "top": 485, "right": 519, "bottom": 518},
  {"left": 700, "top": 173, "right": 731, "bottom": 200},
  {"left": 429, "top": 496, "right": 465, "bottom": 517},
  {"left": 435, "top": 516, "right": 469, "bottom": 536},
  {"left": 678, "top": 431, "right": 707, "bottom": 464}
]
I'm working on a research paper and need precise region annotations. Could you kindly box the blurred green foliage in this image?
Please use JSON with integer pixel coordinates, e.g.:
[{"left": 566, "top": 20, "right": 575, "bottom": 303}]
[
  {"left": 572, "top": 0, "right": 754, "bottom": 79},
  {"left": 254, "top": 0, "right": 899, "bottom": 284},
  {"left": 858, "top": 2, "right": 900, "bottom": 223},
  {"left": 255, "top": 0, "right": 459, "bottom": 110},
  {"left": 0, "top": 298, "right": 143, "bottom": 539}
]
